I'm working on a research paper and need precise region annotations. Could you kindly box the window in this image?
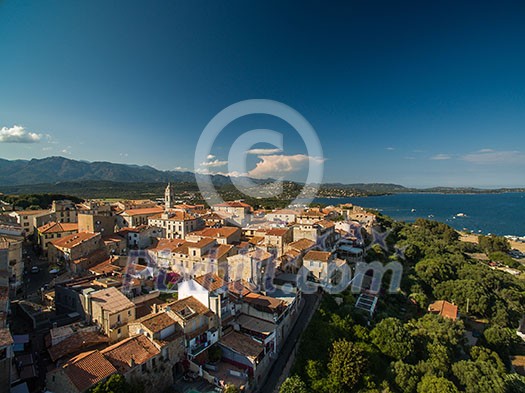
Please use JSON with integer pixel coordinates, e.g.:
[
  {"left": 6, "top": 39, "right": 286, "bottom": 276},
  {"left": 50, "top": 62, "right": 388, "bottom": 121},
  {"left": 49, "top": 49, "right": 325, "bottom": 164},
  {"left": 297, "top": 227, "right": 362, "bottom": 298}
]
[
  {"left": 142, "top": 363, "right": 147, "bottom": 372},
  {"left": 152, "top": 358, "right": 156, "bottom": 368},
  {"left": 128, "top": 310, "right": 131, "bottom": 316}
]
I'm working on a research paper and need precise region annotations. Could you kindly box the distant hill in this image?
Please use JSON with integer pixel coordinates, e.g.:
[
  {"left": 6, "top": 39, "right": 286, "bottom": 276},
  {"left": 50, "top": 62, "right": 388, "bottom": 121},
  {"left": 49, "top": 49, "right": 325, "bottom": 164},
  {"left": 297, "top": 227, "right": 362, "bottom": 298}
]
[
  {"left": 0, "top": 157, "right": 522, "bottom": 198},
  {"left": 0, "top": 156, "right": 214, "bottom": 185}
]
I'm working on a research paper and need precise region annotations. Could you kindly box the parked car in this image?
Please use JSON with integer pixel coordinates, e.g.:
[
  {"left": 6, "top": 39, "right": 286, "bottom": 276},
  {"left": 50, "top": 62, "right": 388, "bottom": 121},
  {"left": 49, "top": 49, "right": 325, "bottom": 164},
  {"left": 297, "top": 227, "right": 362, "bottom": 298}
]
[{"left": 31, "top": 266, "right": 40, "bottom": 274}]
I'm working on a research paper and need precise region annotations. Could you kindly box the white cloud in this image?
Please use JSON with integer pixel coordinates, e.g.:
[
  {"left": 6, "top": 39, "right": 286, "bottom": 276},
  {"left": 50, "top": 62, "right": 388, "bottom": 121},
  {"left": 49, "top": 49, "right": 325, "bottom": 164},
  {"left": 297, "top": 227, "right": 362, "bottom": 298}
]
[
  {"left": 248, "top": 154, "right": 324, "bottom": 179},
  {"left": 61, "top": 146, "right": 72, "bottom": 155},
  {"left": 195, "top": 168, "right": 244, "bottom": 177},
  {"left": 386, "top": 147, "right": 395, "bottom": 151},
  {"left": 430, "top": 154, "right": 452, "bottom": 161},
  {"left": 174, "top": 166, "right": 191, "bottom": 171},
  {"left": 206, "top": 154, "right": 215, "bottom": 160},
  {"left": 0, "top": 125, "right": 43, "bottom": 143},
  {"left": 462, "top": 149, "right": 525, "bottom": 164},
  {"left": 246, "top": 148, "right": 283, "bottom": 155},
  {"left": 119, "top": 153, "right": 129, "bottom": 157},
  {"left": 200, "top": 159, "right": 228, "bottom": 168}
]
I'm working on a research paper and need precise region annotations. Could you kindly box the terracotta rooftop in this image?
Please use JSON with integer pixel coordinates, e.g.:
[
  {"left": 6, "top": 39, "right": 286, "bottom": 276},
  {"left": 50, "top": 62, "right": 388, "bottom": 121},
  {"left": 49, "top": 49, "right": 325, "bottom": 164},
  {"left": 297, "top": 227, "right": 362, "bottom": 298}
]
[
  {"left": 51, "top": 232, "right": 99, "bottom": 249},
  {"left": 140, "top": 312, "right": 177, "bottom": 334},
  {"left": 168, "top": 296, "right": 213, "bottom": 320},
  {"left": 187, "top": 237, "right": 216, "bottom": 249},
  {"left": 149, "top": 210, "right": 198, "bottom": 221},
  {"left": 121, "top": 207, "right": 163, "bottom": 216},
  {"left": 148, "top": 238, "right": 186, "bottom": 252},
  {"left": 243, "top": 292, "right": 286, "bottom": 314},
  {"left": 288, "top": 238, "right": 315, "bottom": 251},
  {"left": 227, "top": 280, "right": 254, "bottom": 297},
  {"left": 265, "top": 228, "right": 291, "bottom": 236},
  {"left": 210, "top": 244, "right": 234, "bottom": 260},
  {"left": 38, "top": 221, "right": 78, "bottom": 234},
  {"left": 90, "top": 287, "right": 134, "bottom": 314},
  {"left": 195, "top": 273, "right": 227, "bottom": 292},
  {"left": 428, "top": 300, "right": 459, "bottom": 320},
  {"left": 219, "top": 331, "right": 264, "bottom": 361},
  {"left": 134, "top": 298, "right": 169, "bottom": 319},
  {"left": 192, "top": 227, "right": 240, "bottom": 238},
  {"left": 73, "top": 248, "right": 108, "bottom": 266},
  {"left": 101, "top": 335, "right": 159, "bottom": 373},
  {"left": 62, "top": 350, "right": 117, "bottom": 392},
  {"left": 214, "top": 201, "right": 251, "bottom": 208},
  {"left": 88, "top": 256, "right": 120, "bottom": 275},
  {"left": 315, "top": 219, "right": 336, "bottom": 229},
  {"left": 303, "top": 250, "right": 332, "bottom": 262},
  {"left": 48, "top": 331, "right": 109, "bottom": 362}
]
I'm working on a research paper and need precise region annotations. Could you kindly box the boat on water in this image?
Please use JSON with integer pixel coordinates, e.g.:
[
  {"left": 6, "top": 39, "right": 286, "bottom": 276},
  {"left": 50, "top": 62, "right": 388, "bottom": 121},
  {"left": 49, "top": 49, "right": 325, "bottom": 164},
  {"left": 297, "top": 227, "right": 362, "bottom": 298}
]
[
  {"left": 411, "top": 208, "right": 416, "bottom": 212},
  {"left": 456, "top": 213, "right": 467, "bottom": 217}
]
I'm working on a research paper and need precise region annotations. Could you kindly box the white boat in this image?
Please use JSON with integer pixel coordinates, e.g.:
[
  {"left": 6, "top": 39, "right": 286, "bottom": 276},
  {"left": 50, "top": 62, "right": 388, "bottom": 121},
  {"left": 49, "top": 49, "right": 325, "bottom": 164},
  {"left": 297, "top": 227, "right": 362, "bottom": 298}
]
[
  {"left": 411, "top": 208, "right": 416, "bottom": 212},
  {"left": 456, "top": 213, "right": 467, "bottom": 217}
]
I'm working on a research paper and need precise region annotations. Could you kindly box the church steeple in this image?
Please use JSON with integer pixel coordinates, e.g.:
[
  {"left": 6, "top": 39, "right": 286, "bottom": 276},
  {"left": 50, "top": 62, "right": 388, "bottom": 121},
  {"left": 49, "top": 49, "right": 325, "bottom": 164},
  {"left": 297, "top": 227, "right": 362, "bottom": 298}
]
[{"left": 165, "top": 182, "right": 173, "bottom": 210}]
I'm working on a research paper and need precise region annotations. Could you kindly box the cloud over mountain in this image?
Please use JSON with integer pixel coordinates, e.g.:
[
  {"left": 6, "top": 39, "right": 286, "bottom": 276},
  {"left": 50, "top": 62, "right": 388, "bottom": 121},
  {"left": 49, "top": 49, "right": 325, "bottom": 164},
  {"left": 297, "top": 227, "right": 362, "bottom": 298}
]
[{"left": 0, "top": 125, "right": 43, "bottom": 143}]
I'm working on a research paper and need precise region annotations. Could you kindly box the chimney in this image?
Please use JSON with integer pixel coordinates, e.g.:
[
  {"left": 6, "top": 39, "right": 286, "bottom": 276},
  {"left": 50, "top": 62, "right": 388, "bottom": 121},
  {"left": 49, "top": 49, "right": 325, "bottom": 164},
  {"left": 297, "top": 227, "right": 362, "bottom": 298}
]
[
  {"left": 153, "top": 303, "right": 158, "bottom": 314},
  {"left": 129, "top": 356, "right": 135, "bottom": 368}
]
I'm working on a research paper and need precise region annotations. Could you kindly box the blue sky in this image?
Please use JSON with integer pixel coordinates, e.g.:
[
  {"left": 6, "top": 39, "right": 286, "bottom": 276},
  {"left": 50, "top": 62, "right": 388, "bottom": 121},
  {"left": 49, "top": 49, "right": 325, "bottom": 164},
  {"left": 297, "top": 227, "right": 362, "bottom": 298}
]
[{"left": 1, "top": 0, "right": 525, "bottom": 187}]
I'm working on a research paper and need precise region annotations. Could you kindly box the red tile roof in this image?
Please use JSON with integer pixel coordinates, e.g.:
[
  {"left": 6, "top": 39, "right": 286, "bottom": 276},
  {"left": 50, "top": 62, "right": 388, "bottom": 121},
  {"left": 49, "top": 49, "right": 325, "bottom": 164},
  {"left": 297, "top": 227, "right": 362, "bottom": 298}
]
[
  {"left": 38, "top": 221, "right": 78, "bottom": 234},
  {"left": 48, "top": 331, "right": 109, "bottom": 362},
  {"left": 90, "top": 287, "right": 134, "bottom": 314},
  {"left": 121, "top": 207, "right": 163, "bottom": 216},
  {"left": 101, "top": 335, "right": 159, "bottom": 373},
  {"left": 214, "top": 201, "right": 251, "bottom": 208},
  {"left": 140, "top": 312, "right": 177, "bottom": 334},
  {"left": 428, "top": 300, "right": 459, "bottom": 320},
  {"left": 192, "top": 227, "right": 240, "bottom": 238},
  {"left": 303, "top": 250, "right": 332, "bottom": 262},
  {"left": 62, "top": 350, "right": 117, "bottom": 392},
  {"left": 51, "top": 232, "right": 99, "bottom": 249},
  {"left": 265, "top": 228, "right": 291, "bottom": 236},
  {"left": 288, "top": 238, "right": 316, "bottom": 251},
  {"left": 194, "top": 273, "right": 227, "bottom": 292},
  {"left": 168, "top": 296, "right": 213, "bottom": 320}
]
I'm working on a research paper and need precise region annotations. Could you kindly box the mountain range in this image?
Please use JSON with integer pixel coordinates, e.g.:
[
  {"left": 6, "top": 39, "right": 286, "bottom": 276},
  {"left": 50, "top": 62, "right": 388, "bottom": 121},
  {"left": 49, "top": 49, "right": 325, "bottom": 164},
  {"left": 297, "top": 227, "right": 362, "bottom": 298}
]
[{"left": 0, "top": 157, "right": 522, "bottom": 196}]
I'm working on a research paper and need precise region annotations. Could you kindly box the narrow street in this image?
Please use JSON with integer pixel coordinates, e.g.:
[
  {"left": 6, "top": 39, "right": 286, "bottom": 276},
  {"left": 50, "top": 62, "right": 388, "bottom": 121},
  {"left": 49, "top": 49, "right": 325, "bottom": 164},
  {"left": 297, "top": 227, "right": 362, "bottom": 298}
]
[{"left": 259, "top": 293, "right": 320, "bottom": 393}]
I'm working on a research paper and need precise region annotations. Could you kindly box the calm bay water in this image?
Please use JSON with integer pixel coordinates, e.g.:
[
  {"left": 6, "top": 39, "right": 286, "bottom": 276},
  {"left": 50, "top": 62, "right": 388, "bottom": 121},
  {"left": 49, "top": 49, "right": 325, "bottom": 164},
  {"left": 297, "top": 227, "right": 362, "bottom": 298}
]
[{"left": 314, "top": 193, "right": 525, "bottom": 237}]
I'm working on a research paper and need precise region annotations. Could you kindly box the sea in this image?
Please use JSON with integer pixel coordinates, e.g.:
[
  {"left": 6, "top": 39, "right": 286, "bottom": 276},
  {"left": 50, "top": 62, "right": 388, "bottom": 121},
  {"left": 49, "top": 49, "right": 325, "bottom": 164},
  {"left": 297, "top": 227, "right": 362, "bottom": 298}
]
[{"left": 314, "top": 193, "right": 525, "bottom": 237}]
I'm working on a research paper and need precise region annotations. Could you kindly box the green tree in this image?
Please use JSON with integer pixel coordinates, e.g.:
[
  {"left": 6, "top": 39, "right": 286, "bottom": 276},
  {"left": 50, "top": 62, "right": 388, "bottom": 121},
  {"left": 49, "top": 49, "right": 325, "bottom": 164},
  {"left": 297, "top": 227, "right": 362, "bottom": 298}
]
[
  {"left": 415, "top": 258, "right": 456, "bottom": 288},
  {"left": 478, "top": 235, "right": 510, "bottom": 254},
  {"left": 327, "top": 339, "right": 367, "bottom": 392},
  {"left": 89, "top": 374, "right": 144, "bottom": 393},
  {"left": 279, "top": 375, "right": 308, "bottom": 393},
  {"left": 417, "top": 375, "right": 459, "bottom": 393},
  {"left": 223, "top": 385, "right": 240, "bottom": 393},
  {"left": 504, "top": 374, "right": 525, "bottom": 393},
  {"left": 452, "top": 347, "right": 506, "bottom": 393},
  {"left": 370, "top": 318, "right": 414, "bottom": 360},
  {"left": 392, "top": 360, "right": 420, "bottom": 393},
  {"left": 484, "top": 325, "right": 519, "bottom": 361}
]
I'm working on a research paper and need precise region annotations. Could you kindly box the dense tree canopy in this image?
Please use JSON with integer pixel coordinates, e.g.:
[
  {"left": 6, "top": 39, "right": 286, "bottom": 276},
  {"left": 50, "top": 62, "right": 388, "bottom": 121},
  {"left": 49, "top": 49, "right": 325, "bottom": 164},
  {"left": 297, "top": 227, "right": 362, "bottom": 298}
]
[
  {"left": 292, "top": 217, "right": 525, "bottom": 393},
  {"left": 370, "top": 318, "right": 414, "bottom": 360}
]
